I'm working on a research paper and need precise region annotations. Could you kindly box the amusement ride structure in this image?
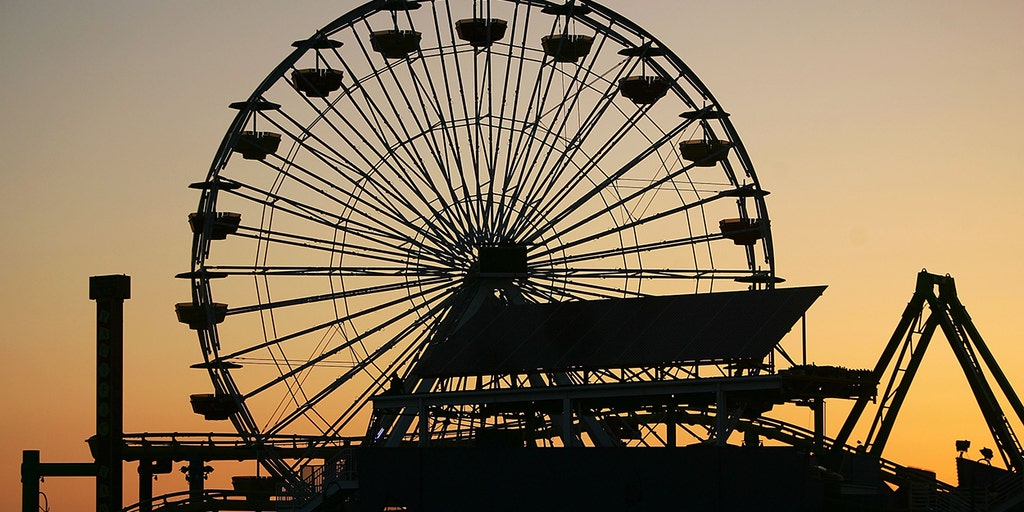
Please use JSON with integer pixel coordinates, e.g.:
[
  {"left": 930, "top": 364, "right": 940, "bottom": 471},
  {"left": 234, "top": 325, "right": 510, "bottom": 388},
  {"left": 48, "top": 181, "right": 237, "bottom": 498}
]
[{"left": 19, "top": 0, "right": 1024, "bottom": 510}]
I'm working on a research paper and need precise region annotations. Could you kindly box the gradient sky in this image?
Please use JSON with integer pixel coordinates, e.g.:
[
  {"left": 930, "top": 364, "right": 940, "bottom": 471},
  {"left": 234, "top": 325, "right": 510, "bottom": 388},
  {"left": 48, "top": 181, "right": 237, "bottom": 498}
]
[{"left": 2, "top": 1, "right": 1023, "bottom": 510}]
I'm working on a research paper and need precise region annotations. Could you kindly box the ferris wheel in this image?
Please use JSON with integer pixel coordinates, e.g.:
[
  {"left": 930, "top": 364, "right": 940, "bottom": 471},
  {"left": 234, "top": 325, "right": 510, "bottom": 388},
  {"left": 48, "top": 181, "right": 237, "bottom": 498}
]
[{"left": 179, "top": 0, "right": 777, "bottom": 488}]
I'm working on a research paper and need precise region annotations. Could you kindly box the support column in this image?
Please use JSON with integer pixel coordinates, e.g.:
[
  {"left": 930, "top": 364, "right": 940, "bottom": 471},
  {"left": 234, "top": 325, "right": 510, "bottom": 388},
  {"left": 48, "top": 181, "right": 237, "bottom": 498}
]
[
  {"left": 418, "top": 399, "right": 430, "bottom": 446},
  {"left": 562, "top": 397, "right": 575, "bottom": 447},
  {"left": 666, "top": 403, "right": 677, "bottom": 448},
  {"left": 715, "top": 387, "right": 728, "bottom": 446},
  {"left": 89, "top": 275, "right": 130, "bottom": 512},
  {"left": 138, "top": 463, "right": 154, "bottom": 512},
  {"left": 186, "top": 459, "right": 207, "bottom": 504},
  {"left": 21, "top": 451, "right": 39, "bottom": 512},
  {"left": 812, "top": 399, "right": 826, "bottom": 453},
  {"left": 744, "top": 429, "right": 760, "bottom": 447}
]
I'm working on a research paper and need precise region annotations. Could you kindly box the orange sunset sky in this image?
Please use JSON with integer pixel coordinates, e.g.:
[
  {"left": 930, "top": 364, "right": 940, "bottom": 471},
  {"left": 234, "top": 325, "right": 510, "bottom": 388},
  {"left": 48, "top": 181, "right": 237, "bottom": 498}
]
[{"left": 2, "top": 1, "right": 1023, "bottom": 510}]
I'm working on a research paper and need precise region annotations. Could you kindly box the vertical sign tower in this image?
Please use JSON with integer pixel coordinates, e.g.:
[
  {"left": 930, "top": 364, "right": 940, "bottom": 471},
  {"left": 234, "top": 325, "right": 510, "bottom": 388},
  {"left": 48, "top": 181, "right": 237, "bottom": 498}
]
[{"left": 89, "top": 274, "right": 130, "bottom": 512}]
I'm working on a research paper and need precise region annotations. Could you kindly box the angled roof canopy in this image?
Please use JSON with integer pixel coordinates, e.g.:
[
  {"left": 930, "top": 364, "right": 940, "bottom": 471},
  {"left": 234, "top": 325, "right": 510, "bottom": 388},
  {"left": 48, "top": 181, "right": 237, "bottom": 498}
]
[{"left": 414, "top": 286, "right": 826, "bottom": 377}]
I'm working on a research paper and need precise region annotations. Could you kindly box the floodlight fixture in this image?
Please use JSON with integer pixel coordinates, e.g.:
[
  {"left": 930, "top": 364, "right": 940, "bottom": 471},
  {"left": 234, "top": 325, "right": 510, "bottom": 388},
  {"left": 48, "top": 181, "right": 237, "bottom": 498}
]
[
  {"left": 980, "top": 447, "right": 994, "bottom": 463},
  {"left": 955, "top": 439, "right": 971, "bottom": 457}
]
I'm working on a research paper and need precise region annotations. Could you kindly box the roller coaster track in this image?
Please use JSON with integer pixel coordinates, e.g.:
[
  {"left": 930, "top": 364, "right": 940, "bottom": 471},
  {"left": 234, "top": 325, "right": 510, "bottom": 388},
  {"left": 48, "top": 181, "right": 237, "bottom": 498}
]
[
  {"left": 124, "top": 490, "right": 281, "bottom": 512},
  {"left": 728, "top": 413, "right": 957, "bottom": 490},
  {"left": 278, "top": 410, "right": 961, "bottom": 512},
  {"left": 131, "top": 404, "right": 1006, "bottom": 512}
]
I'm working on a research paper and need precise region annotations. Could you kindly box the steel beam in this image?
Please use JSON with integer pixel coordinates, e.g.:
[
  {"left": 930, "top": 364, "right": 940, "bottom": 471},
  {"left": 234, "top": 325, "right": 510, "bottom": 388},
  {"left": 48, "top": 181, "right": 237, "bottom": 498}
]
[
  {"left": 372, "top": 374, "right": 787, "bottom": 410},
  {"left": 22, "top": 451, "right": 96, "bottom": 512}
]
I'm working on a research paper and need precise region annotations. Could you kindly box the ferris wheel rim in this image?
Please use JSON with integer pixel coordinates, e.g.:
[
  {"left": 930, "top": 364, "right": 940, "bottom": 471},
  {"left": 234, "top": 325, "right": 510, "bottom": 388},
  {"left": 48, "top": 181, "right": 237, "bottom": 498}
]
[{"left": 182, "top": 0, "right": 779, "bottom": 489}]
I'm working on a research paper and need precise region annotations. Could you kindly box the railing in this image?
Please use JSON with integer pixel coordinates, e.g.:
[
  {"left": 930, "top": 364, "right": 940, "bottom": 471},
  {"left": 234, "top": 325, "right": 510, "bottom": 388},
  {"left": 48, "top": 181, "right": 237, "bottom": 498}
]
[
  {"left": 122, "top": 421, "right": 1017, "bottom": 511},
  {"left": 123, "top": 489, "right": 291, "bottom": 512},
  {"left": 298, "top": 452, "right": 354, "bottom": 494},
  {"left": 121, "top": 432, "right": 360, "bottom": 450},
  {"left": 118, "top": 433, "right": 362, "bottom": 512},
  {"left": 735, "top": 415, "right": 981, "bottom": 511},
  {"left": 284, "top": 447, "right": 360, "bottom": 512}
]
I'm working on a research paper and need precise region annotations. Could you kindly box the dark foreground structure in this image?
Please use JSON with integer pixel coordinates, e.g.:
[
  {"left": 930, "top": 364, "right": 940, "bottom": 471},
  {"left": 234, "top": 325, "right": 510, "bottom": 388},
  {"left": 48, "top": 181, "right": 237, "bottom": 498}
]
[
  {"left": 359, "top": 446, "right": 820, "bottom": 511},
  {"left": 19, "top": 0, "right": 1024, "bottom": 510},
  {"left": 21, "top": 271, "right": 1024, "bottom": 511}
]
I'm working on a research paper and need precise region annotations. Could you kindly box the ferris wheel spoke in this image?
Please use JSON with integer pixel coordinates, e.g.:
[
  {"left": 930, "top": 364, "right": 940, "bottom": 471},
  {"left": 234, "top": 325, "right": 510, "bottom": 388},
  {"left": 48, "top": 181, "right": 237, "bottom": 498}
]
[
  {"left": 260, "top": 291, "right": 458, "bottom": 436},
  {"left": 233, "top": 225, "right": 456, "bottom": 270},
  {"left": 238, "top": 212, "right": 454, "bottom": 270},
  {"left": 322, "top": 323, "right": 436, "bottom": 435},
  {"left": 451, "top": 2, "right": 504, "bottom": 232},
  {"left": 486, "top": 3, "right": 530, "bottom": 233},
  {"left": 349, "top": 22, "right": 477, "bottom": 236},
  {"left": 517, "top": 284, "right": 563, "bottom": 304},
  {"left": 478, "top": 52, "right": 503, "bottom": 231},
  {"left": 521, "top": 275, "right": 650, "bottom": 300},
  {"left": 227, "top": 275, "right": 454, "bottom": 315},
  {"left": 501, "top": 98, "right": 562, "bottom": 224},
  {"left": 537, "top": 234, "right": 713, "bottom": 268},
  {"left": 224, "top": 179, "right": 342, "bottom": 229},
  {"left": 269, "top": 326, "right": 430, "bottom": 438},
  {"left": 522, "top": 118, "right": 692, "bottom": 244},
  {"left": 261, "top": 106, "right": 440, "bottom": 228},
  {"left": 451, "top": 11, "right": 519, "bottom": 233},
  {"left": 529, "top": 268, "right": 749, "bottom": 280},
  {"left": 410, "top": 6, "right": 483, "bottom": 227},
  {"left": 501, "top": 16, "right": 616, "bottom": 187},
  {"left": 498, "top": 23, "right": 567, "bottom": 230},
  {"left": 268, "top": 99, "right": 468, "bottom": 250},
  {"left": 528, "top": 165, "right": 713, "bottom": 249},
  {"left": 202, "top": 265, "right": 454, "bottom": 277},
  {"left": 210, "top": 173, "right": 406, "bottom": 251},
  {"left": 219, "top": 277, "right": 459, "bottom": 363},
  {"left": 313, "top": 57, "right": 468, "bottom": 243},
  {"left": 261, "top": 339, "right": 337, "bottom": 434},
  {"left": 223, "top": 181, "right": 453, "bottom": 260},
  {"left": 503, "top": 35, "right": 634, "bottom": 236},
  {"left": 241, "top": 307, "right": 442, "bottom": 434},
  {"left": 400, "top": 70, "right": 468, "bottom": 223},
  {"left": 236, "top": 213, "right": 423, "bottom": 258},
  {"left": 509, "top": 95, "right": 663, "bottom": 239},
  {"left": 224, "top": 177, "right": 399, "bottom": 243},
  {"left": 508, "top": 6, "right": 601, "bottom": 170},
  {"left": 531, "top": 191, "right": 726, "bottom": 260}
]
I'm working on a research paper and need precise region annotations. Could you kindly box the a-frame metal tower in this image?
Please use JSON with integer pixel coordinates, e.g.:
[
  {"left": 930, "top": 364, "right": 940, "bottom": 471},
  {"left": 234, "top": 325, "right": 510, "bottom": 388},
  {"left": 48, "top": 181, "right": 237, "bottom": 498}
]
[{"left": 834, "top": 270, "right": 1024, "bottom": 473}]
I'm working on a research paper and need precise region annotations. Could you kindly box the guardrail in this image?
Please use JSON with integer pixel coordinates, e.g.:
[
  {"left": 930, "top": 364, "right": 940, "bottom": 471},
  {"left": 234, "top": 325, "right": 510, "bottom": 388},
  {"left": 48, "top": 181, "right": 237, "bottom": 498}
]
[
  {"left": 124, "top": 489, "right": 295, "bottom": 512},
  {"left": 121, "top": 433, "right": 361, "bottom": 450}
]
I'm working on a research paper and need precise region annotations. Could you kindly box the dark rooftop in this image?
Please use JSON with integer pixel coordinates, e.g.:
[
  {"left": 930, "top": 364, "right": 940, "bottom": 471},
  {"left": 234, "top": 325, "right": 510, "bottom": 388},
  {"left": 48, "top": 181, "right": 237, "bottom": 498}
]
[{"left": 414, "top": 285, "right": 826, "bottom": 377}]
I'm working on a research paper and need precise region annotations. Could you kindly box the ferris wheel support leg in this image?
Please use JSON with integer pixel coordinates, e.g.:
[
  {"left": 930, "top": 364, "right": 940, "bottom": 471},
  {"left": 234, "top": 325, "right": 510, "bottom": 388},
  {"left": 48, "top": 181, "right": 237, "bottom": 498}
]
[
  {"left": 715, "top": 387, "right": 728, "bottom": 446},
  {"left": 666, "top": 404, "right": 677, "bottom": 448},
  {"left": 549, "top": 373, "right": 619, "bottom": 447},
  {"left": 562, "top": 398, "right": 575, "bottom": 447},
  {"left": 418, "top": 398, "right": 430, "bottom": 447},
  {"left": 381, "top": 377, "right": 438, "bottom": 447},
  {"left": 812, "top": 399, "right": 825, "bottom": 453}
]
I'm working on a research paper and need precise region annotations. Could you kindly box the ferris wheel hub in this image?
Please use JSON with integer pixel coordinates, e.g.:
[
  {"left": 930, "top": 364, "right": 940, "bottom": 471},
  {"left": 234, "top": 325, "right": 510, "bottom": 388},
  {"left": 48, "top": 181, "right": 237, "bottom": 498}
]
[{"left": 477, "top": 244, "right": 529, "bottom": 276}]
